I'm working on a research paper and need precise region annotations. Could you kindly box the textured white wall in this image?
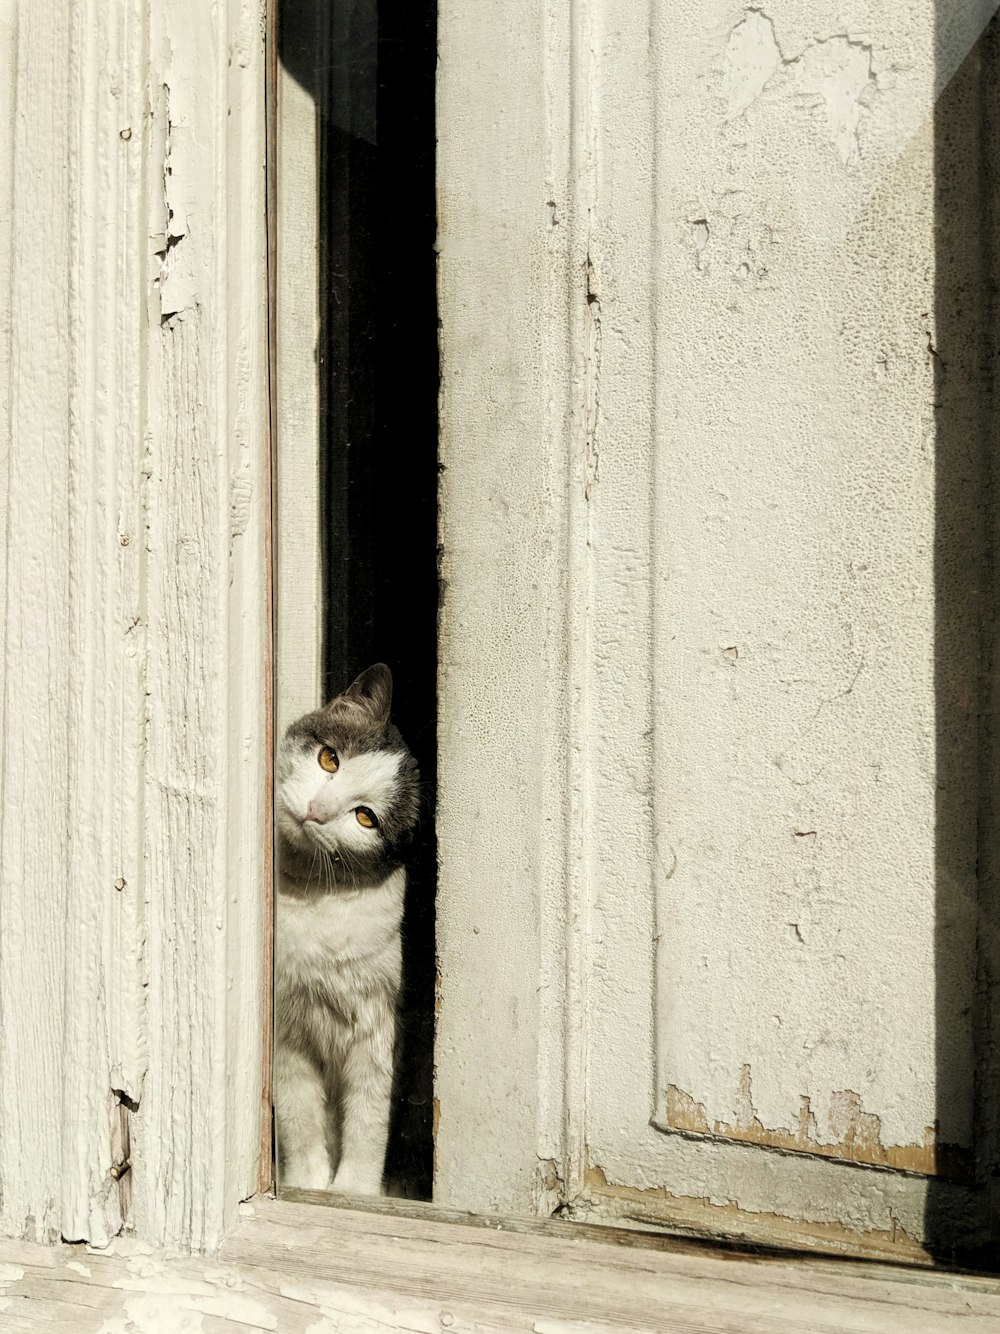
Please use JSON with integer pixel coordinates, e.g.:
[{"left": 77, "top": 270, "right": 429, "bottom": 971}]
[
  {"left": 437, "top": 0, "right": 997, "bottom": 1250},
  {"left": 0, "top": 0, "right": 269, "bottom": 1249},
  {"left": 648, "top": 0, "right": 948, "bottom": 1158}
]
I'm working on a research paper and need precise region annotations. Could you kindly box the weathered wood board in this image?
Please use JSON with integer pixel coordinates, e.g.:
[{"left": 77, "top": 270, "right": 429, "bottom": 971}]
[{"left": 1, "top": 1198, "right": 1000, "bottom": 1331}]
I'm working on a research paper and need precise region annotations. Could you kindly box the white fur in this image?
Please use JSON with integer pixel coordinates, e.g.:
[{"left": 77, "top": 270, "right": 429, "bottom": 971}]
[
  {"left": 275, "top": 866, "right": 404, "bottom": 1194},
  {"left": 277, "top": 747, "right": 403, "bottom": 863}
]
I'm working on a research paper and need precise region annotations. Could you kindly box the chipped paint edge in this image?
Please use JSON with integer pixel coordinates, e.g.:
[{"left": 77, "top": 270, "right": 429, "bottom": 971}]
[
  {"left": 657, "top": 1068, "right": 973, "bottom": 1180},
  {"left": 582, "top": 1164, "right": 932, "bottom": 1265}
]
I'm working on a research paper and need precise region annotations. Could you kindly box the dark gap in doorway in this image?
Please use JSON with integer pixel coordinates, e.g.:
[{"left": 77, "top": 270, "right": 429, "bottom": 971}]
[
  {"left": 928, "top": 8, "right": 1000, "bottom": 1265},
  {"left": 279, "top": 0, "right": 438, "bottom": 1201}
]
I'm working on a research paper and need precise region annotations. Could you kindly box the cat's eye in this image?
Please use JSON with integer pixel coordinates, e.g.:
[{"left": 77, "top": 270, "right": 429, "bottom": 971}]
[
  {"left": 317, "top": 746, "right": 339, "bottom": 773},
  {"left": 355, "top": 807, "right": 378, "bottom": 829}
]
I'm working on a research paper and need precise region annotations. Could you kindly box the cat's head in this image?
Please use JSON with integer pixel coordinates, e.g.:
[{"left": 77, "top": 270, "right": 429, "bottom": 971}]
[{"left": 277, "top": 664, "right": 420, "bottom": 883}]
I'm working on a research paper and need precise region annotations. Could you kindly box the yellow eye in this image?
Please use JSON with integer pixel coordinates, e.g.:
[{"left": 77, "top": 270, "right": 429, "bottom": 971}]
[
  {"left": 355, "top": 807, "right": 378, "bottom": 829},
  {"left": 318, "top": 746, "right": 339, "bottom": 773}
]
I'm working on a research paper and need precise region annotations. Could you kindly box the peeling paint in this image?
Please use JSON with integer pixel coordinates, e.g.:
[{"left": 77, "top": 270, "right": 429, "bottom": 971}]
[
  {"left": 583, "top": 1163, "right": 929, "bottom": 1264},
  {"left": 229, "top": 465, "right": 253, "bottom": 544},
  {"left": 724, "top": 10, "right": 878, "bottom": 165},
  {"left": 152, "top": 83, "right": 197, "bottom": 324},
  {"left": 536, "top": 1157, "right": 565, "bottom": 1216},
  {"left": 689, "top": 217, "right": 710, "bottom": 271},
  {"left": 658, "top": 1067, "right": 971, "bottom": 1178}
]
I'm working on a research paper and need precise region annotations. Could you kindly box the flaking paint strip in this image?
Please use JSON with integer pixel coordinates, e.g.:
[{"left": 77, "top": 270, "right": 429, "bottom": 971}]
[
  {"left": 725, "top": 9, "right": 878, "bottom": 165},
  {"left": 583, "top": 1162, "right": 928, "bottom": 1263},
  {"left": 656, "top": 1064, "right": 972, "bottom": 1179}
]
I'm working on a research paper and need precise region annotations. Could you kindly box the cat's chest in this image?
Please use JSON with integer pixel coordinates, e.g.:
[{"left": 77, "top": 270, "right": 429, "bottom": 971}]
[{"left": 275, "top": 870, "right": 404, "bottom": 992}]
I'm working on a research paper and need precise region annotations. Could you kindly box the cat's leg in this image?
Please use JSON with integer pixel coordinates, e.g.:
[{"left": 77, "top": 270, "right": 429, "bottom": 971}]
[
  {"left": 274, "top": 1043, "right": 331, "bottom": 1190},
  {"left": 331, "top": 996, "right": 395, "bottom": 1195}
]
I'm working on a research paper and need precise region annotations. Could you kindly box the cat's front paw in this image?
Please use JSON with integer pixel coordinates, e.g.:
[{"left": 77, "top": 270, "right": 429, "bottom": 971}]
[
  {"left": 280, "top": 1155, "right": 333, "bottom": 1192},
  {"left": 331, "top": 1162, "right": 384, "bottom": 1196}
]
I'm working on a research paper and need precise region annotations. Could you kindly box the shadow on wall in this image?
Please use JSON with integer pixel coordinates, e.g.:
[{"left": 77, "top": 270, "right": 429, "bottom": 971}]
[
  {"left": 929, "top": 6, "right": 1000, "bottom": 1265},
  {"left": 278, "top": 0, "right": 439, "bottom": 1201}
]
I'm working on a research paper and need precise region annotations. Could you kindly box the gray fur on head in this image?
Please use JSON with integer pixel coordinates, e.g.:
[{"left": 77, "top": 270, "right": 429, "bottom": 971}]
[{"left": 277, "top": 664, "right": 421, "bottom": 889}]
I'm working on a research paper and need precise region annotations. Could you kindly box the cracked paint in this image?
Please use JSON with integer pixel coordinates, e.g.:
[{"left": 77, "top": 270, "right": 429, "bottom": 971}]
[
  {"left": 677, "top": 193, "right": 779, "bottom": 285},
  {"left": 152, "top": 84, "right": 197, "bottom": 324},
  {"left": 582, "top": 251, "right": 601, "bottom": 499},
  {"left": 773, "top": 653, "right": 866, "bottom": 786},
  {"left": 725, "top": 9, "right": 878, "bottom": 165},
  {"left": 657, "top": 1066, "right": 971, "bottom": 1178}
]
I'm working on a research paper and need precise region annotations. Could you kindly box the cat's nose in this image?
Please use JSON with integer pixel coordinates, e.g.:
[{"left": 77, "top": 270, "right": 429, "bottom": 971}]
[{"left": 304, "top": 800, "right": 325, "bottom": 824}]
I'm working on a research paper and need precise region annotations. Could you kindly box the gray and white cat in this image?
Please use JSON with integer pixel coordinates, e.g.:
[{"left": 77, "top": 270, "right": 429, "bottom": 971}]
[{"left": 274, "top": 663, "right": 420, "bottom": 1194}]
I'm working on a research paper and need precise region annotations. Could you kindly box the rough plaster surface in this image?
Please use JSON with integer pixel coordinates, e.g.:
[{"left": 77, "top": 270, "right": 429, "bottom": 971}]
[
  {"left": 437, "top": 0, "right": 996, "bottom": 1246},
  {"left": 644, "top": 0, "right": 979, "bottom": 1165},
  {"left": 0, "top": 0, "right": 268, "bottom": 1248},
  {"left": 648, "top": 0, "right": 942, "bottom": 1155}
]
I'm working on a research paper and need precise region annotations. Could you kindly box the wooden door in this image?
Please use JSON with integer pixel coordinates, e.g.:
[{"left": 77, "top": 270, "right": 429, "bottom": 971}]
[{"left": 434, "top": 0, "right": 1000, "bottom": 1262}]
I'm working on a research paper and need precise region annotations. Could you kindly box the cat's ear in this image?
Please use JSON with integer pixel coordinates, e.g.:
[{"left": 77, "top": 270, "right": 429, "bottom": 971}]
[{"left": 332, "top": 663, "right": 393, "bottom": 730}]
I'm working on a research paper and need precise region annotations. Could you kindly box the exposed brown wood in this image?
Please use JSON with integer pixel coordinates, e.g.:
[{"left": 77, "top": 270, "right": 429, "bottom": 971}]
[
  {"left": 659, "top": 1067, "right": 972, "bottom": 1179},
  {"left": 583, "top": 1164, "right": 934, "bottom": 1267}
]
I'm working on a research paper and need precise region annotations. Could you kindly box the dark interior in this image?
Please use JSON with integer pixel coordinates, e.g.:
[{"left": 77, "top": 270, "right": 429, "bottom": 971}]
[
  {"left": 279, "top": 0, "right": 438, "bottom": 1200},
  {"left": 928, "top": 10, "right": 1000, "bottom": 1264}
]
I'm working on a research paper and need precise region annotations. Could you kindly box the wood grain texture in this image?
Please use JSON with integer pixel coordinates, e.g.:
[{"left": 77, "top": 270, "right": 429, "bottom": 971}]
[
  {"left": 1, "top": 0, "right": 76, "bottom": 1243},
  {"left": 0, "top": 0, "right": 268, "bottom": 1248},
  {"left": 138, "top": 0, "right": 268, "bottom": 1250},
  {"left": 62, "top": 0, "right": 146, "bottom": 1247},
  {"left": 1, "top": 1197, "right": 1000, "bottom": 1331}
]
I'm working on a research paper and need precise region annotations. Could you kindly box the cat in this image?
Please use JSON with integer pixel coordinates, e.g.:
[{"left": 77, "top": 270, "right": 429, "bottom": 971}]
[{"left": 274, "top": 663, "right": 420, "bottom": 1195}]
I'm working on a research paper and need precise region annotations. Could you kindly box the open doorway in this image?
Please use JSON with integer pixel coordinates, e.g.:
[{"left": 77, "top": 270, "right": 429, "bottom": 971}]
[{"left": 274, "top": 0, "right": 438, "bottom": 1201}]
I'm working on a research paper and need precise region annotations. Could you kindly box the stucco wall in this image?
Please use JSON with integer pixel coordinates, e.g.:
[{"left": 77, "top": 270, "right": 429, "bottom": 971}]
[{"left": 437, "top": 0, "right": 999, "bottom": 1249}]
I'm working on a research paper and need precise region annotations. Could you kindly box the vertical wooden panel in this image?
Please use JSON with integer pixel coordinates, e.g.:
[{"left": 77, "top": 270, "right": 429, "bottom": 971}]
[
  {"left": 0, "top": 0, "right": 13, "bottom": 716},
  {"left": 435, "top": 0, "right": 575, "bottom": 1214},
  {"left": 0, "top": 0, "right": 268, "bottom": 1249},
  {"left": 61, "top": 0, "right": 146, "bottom": 1245},
  {"left": 137, "top": 0, "right": 268, "bottom": 1250},
  {"left": 0, "top": 0, "right": 75, "bottom": 1241},
  {"left": 274, "top": 5, "right": 323, "bottom": 735},
  {"left": 645, "top": 0, "right": 961, "bottom": 1170},
  {"left": 436, "top": 0, "right": 998, "bottom": 1256}
]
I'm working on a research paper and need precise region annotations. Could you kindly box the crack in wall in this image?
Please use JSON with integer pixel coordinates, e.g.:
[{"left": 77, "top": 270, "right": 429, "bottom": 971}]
[
  {"left": 582, "top": 247, "right": 601, "bottom": 500},
  {"left": 773, "top": 652, "right": 866, "bottom": 786}
]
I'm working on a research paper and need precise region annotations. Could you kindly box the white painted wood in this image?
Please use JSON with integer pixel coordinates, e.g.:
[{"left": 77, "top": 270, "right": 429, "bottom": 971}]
[
  {"left": 135, "top": 0, "right": 269, "bottom": 1250},
  {"left": 0, "top": 0, "right": 268, "bottom": 1249},
  {"left": 3, "top": 1197, "right": 1000, "bottom": 1331},
  {"left": 648, "top": 0, "right": 946, "bottom": 1161},
  {"left": 435, "top": 0, "right": 576, "bottom": 1215},
  {"left": 274, "top": 22, "right": 323, "bottom": 734},
  {"left": 0, "top": 0, "right": 14, "bottom": 927},
  {"left": 437, "top": 0, "right": 998, "bottom": 1253},
  {"left": 1, "top": 0, "right": 79, "bottom": 1243}
]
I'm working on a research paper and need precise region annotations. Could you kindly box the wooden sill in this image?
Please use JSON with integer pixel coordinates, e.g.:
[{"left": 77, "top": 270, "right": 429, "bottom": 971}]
[{"left": 2, "top": 1196, "right": 1000, "bottom": 1331}]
